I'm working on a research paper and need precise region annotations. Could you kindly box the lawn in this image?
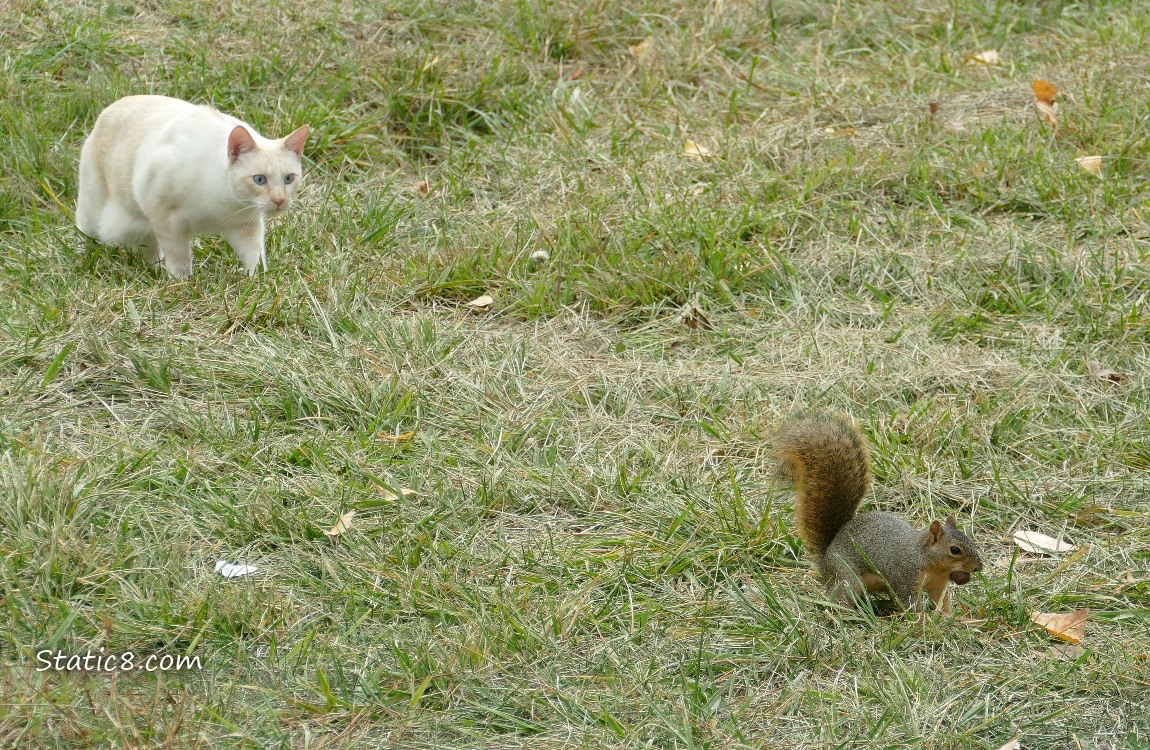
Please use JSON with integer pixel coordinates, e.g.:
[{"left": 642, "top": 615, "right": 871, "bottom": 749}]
[{"left": 1, "top": 1, "right": 1148, "bottom": 747}]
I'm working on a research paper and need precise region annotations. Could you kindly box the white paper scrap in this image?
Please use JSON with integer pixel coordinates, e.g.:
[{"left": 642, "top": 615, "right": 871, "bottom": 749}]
[{"left": 215, "top": 560, "right": 258, "bottom": 579}]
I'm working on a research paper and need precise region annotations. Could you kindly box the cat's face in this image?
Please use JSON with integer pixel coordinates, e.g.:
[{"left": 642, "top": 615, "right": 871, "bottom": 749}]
[{"left": 226, "top": 125, "right": 310, "bottom": 215}]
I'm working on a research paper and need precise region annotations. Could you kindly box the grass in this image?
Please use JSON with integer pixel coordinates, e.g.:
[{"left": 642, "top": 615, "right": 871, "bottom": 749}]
[{"left": 2, "top": 0, "right": 1149, "bottom": 747}]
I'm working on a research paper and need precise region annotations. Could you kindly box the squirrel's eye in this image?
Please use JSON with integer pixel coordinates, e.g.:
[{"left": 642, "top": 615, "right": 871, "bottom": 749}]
[
  {"left": 284, "top": 174, "right": 295, "bottom": 185},
  {"left": 253, "top": 174, "right": 267, "bottom": 186},
  {"left": 949, "top": 546, "right": 962, "bottom": 555}
]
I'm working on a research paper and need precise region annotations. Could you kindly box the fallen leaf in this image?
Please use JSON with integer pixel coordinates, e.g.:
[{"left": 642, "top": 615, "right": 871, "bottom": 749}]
[
  {"left": 929, "top": 101, "right": 940, "bottom": 117},
  {"left": 1086, "top": 359, "right": 1129, "bottom": 383},
  {"left": 376, "top": 487, "right": 418, "bottom": 502},
  {"left": 377, "top": 430, "right": 416, "bottom": 442},
  {"left": 215, "top": 560, "right": 257, "bottom": 579},
  {"left": 629, "top": 37, "right": 652, "bottom": 57},
  {"left": 965, "top": 49, "right": 1000, "bottom": 65},
  {"left": 1031, "top": 608, "right": 1088, "bottom": 643},
  {"left": 1075, "top": 155, "right": 1103, "bottom": 176},
  {"left": 1033, "top": 79, "right": 1058, "bottom": 104},
  {"left": 323, "top": 510, "right": 356, "bottom": 537},
  {"left": 1127, "top": 570, "right": 1136, "bottom": 584},
  {"left": 412, "top": 179, "right": 431, "bottom": 196},
  {"left": 466, "top": 294, "right": 494, "bottom": 310},
  {"left": 1032, "top": 79, "right": 1059, "bottom": 131},
  {"left": 683, "top": 139, "right": 712, "bottom": 160},
  {"left": 1013, "top": 529, "right": 1077, "bottom": 555},
  {"left": 996, "top": 741, "right": 1021, "bottom": 750},
  {"left": 680, "top": 301, "right": 714, "bottom": 331}
]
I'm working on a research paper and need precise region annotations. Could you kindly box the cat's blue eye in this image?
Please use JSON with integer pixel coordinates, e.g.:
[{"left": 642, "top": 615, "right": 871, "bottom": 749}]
[
  {"left": 253, "top": 174, "right": 267, "bottom": 186},
  {"left": 284, "top": 174, "right": 295, "bottom": 185}
]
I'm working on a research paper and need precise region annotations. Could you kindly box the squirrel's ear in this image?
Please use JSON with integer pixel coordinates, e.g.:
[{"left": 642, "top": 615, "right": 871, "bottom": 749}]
[
  {"left": 946, "top": 514, "right": 957, "bottom": 528},
  {"left": 929, "top": 520, "right": 943, "bottom": 540}
]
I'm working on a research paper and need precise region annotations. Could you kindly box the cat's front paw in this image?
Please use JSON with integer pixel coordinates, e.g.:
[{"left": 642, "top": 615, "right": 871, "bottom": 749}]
[
  {"left": 239, "top": 252, "right": 266, "bottom": 277},
  {"left": 163, "top": 257, "right": 193, "bottom": 279}
]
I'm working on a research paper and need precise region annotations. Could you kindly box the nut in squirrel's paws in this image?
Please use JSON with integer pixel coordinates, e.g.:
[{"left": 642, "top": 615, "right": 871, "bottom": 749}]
[{"left": 949, "top": 571, "right": 972, "bottom": 585}]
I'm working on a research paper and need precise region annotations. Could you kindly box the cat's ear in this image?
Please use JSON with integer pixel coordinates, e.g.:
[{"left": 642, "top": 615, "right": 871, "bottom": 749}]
[
  {"left": 282, "top": 125, "right": 310, "bottom": 158},
  {"left": 228, "top": 126, "right": 258, "bottom": 163}
]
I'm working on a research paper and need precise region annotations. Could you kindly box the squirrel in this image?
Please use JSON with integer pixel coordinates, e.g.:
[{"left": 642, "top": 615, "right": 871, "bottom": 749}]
[{"left": 775, "top": 412, "right": 983, "bottom": 613}]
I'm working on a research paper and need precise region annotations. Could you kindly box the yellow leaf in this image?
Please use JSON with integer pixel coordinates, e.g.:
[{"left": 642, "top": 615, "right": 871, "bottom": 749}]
[
  {"left": 1032, "top": 79, "right": 1059, "bottom": 105},
  {"left": 466, "top": 294, "right": 494, "bottom": 310},
  {"left": 1032, "top": 80, "right": 1059, "bottom": 131},
  {"left": 377, "top": 430, "right": 416, "bottom": 442},
  {"left": 683, "top": 139, "right": 712, "bottom": 160},
  {"left": 323, "top": 510, "right": 356, "bottom": 537},
  {"left": 964, "top": 49, "right": 1000, "bottom": 65},
  {"left": 1075, "top": 155, "right": 1103, "bottom": 176},
  {"left": 376, "top": 487, "right": 418, "bottom": 502},
  {"left": 1031, "top": 609, "right": 1088, "bottom": 643},
  {"left": 629, "top": 37, "right": 653, "bottom": 57},
  {"left": 1012, "top": 529, "right": 1077, "bottom": 555}
]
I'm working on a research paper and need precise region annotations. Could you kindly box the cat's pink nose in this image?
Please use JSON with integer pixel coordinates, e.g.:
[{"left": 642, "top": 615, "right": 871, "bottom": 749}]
[{"left": 272, "top": 197, "right": 284, "bottom": 208}]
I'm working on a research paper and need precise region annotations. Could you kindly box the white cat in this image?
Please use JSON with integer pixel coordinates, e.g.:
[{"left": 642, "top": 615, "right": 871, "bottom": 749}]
[{"left": 76, "top": 95, "right": 310, "bottom": 278}]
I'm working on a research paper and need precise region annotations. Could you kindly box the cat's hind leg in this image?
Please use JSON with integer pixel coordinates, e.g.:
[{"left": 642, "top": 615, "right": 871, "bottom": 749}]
[{"left": 75, "top": 149, "right": 105, "bottom": 239}]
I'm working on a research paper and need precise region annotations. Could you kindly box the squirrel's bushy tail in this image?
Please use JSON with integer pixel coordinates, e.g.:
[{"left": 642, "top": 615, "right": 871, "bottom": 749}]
[{"left": 775, "top": 412, "right": 872, "bottom": 555}]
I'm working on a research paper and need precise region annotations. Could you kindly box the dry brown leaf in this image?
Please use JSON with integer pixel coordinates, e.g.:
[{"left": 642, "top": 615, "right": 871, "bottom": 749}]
[
  {"left": 1035, "top": 101, "right": 1058, "bottom": 130},
  {"left": 683, "top": 140, "right": 712, "bottom": 160},
  {"left": 629, "top": 37, "right": 652, "bottom": 57},
  {"left": 323, "top": 510, "right": 356, "bottom": 537},
  {"left": 680, "top": 301, "right": 714, "bottom": 331},
  {"left": 965, "top": 49, "right": 1000, "bottom": 65},
  {"left": 1075, "top": 155, "right": 1103, "bottom": 176},
  {"left": 377, "top": 430, "right": 416, "bottom": 442},
  {"left": 466, "top": 294, "right": 495, "bottom": 310},
  {"left": 412, "top": 179, "right": 431, "bottom": 196},
  {"left": 996, "top": 741, "right": 1021, "bottom": 750},
  {"left": 1033, "top": 79, "right": 1059, "bottom": 131},
  {"left": 376, "top": 487, "right": 418, "bottom": 502},
  {"left": 1086, "top": 359, "right": 1129, "bottom": 383},
  {"left": 1031, "top": 608, "right": 1088, "bottom": 643},
  {"left": 1126, "top": 570, "right": 1136, "bottom": 584},
  {"left": 1013, "top": 529, "right": 1077, "bottom": 555}
]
